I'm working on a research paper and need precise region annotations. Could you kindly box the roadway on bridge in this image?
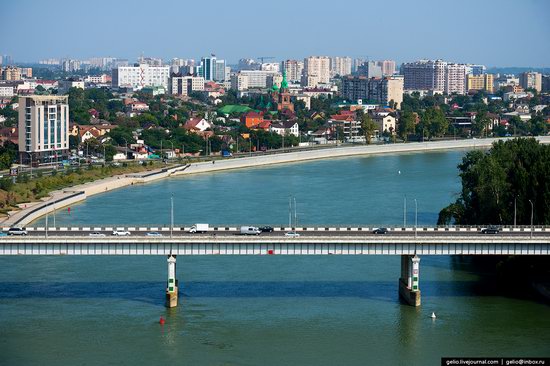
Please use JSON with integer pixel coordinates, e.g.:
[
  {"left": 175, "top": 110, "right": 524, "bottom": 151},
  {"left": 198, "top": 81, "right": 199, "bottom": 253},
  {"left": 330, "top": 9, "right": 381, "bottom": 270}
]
[{"left": 3, "top": 227, "right": 548, "bottom": 239}]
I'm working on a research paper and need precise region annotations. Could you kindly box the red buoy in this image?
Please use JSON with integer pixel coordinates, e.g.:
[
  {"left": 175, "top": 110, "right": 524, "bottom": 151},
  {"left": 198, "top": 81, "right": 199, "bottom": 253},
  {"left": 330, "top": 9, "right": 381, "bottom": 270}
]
[
  {"left": 159, "top": 317, "right": 165, "bottom": 325},
  {"left": 268, "top": 249, "right": 274, "bottom": 255},
  {"left": 68, "top": 207, "right": 71, "bottom": 213}
]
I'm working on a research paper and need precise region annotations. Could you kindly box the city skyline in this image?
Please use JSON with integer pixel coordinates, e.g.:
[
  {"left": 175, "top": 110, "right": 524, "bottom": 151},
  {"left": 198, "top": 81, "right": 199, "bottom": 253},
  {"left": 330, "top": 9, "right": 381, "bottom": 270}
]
[{"left": 2, "top": 0, "right": 549, "bottom": 67}]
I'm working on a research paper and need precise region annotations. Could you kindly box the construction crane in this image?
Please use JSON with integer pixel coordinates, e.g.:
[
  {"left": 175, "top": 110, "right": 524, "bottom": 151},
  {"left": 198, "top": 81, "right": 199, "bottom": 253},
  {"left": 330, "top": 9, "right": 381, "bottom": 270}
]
[{"left": 257, "top": 56, "right": 275, "bottom": 64}]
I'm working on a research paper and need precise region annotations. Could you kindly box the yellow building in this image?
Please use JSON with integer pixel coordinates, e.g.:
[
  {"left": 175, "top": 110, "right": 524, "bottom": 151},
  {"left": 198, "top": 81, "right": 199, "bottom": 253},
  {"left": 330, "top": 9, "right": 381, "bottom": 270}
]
[{"left": 466, "top": 74, "right": 494, "bottom": 93}]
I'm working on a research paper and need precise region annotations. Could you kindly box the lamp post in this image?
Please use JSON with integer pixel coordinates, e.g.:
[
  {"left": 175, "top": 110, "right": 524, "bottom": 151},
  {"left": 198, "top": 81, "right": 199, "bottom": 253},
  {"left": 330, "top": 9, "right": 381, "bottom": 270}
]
[
  {"left": 529, "top": 199, "right": 534, "bottom": 239},
  {"left": 403, "top": 196, "right": 407, "bottom": 227},
  {"left": 121, "top": 138, "right": 128, "bottom": 160},
  {"left": 514, "top": 196, "right": 517, "bottom": 227},
  {"left": 414, "top": 199, "right": 418, "bottom": 238},
  {"left": 170, "top": 194, "right": 174, "bottom": 239}
]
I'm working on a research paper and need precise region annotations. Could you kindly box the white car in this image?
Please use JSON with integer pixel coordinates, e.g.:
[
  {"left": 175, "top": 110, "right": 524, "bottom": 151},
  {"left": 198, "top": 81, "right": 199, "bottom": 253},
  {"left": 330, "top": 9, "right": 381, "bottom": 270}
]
[
  {"left": 89, "top": 232, "right": 106, "bottom": 237},
  {"left": 8, "top": 227, "right": 28, "bottom": 236},
  {"left": 112, "top": 230, "right": 131, "bottom": 236},
  {"left": 146, "top": 232, "right": 163, "bottom": 237},
  {"left": 285, "top": 232, "right": 301, "bottom": 238}
]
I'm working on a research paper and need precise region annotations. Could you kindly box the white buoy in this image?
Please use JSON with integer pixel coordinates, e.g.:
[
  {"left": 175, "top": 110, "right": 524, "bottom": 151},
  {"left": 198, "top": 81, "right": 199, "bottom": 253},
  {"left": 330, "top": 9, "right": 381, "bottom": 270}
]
[
  {"left": 431, "top": 312, "right": 436, "bottom": 319},
  {"left": 398, "top": 170, "right": 401, "bottom": 175}
]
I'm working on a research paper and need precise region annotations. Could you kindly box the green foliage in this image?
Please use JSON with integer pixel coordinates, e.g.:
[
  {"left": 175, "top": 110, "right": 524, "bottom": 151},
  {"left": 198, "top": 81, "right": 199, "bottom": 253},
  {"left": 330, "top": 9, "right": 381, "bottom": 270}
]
[
  {"left": 438, "top": 138, "right": 550, "bottom": 225},
  {"left": 418, "top": 107, "right": 448, "bottom": 138},
  {"left": 361, "top": 114, "right": 377, "bottom": 144},
  {"left": 398, "top": 111, "right": 416, "bottom": 141}
]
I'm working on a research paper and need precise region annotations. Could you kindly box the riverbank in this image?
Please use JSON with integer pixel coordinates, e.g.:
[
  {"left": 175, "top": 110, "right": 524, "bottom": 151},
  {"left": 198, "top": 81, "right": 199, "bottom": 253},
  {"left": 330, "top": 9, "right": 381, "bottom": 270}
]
[{"left": 5, "top": 136, "right": 550, "bottom": 227}]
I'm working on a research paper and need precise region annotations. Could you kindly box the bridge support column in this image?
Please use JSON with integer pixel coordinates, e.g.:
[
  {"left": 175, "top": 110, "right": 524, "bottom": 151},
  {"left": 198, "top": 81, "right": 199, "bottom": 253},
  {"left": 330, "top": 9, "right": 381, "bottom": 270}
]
[
  {"left": 166, "top": 255, "right": 178, "bottom": 308},
  {"left": 399, "top": 255, "right": 421, "bottom": 306}
]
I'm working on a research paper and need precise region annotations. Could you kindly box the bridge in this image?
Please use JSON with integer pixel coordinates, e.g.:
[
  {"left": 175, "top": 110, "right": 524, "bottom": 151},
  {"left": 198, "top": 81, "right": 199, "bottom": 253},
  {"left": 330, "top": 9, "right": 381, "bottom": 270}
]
[{"left": 1, "top": 225, "right": 549, "bottom": 308}]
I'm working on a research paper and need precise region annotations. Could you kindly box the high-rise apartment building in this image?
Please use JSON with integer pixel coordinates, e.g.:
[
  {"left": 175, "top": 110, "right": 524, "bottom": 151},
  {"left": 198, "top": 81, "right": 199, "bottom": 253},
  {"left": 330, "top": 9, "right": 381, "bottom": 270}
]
[
  {"left": 402, "top": 59, "right": 466, "bottom": 94},
  {"left": 466, "top": 64, "right": 486, "bottom": 76},
  {"left": 1, "top": 66, "right": 21, "bottom": 80},
  {"left": 137, "top": 56, "right": 163, "bottom": 66},
  {"left": 466, "top": 74, "right": 494, "bottom": 93},
  {"left": 542, "top": 75, "right": 550, "bottom": 93},
  {"left": 342, "top": 76, "right": 404, "bottom": 109},
  {"left": 18, "top": 95, "right": 70, "bottom": 164},
  {"left": 377, "top": 60, "right": 396, "bottom": 76},
  {"left": 444, "top": 63, "right": 466, "bottom": 95},
  {"left": 331, "top": 57, "right": 352, "bottom": 77},
  {"left": 112, "top": 63, "right": 170, "bottom": 90},
  {"left": 230, "top": 73, "right": 249, "bottom": 91},
  {"left": 357, "top": 61, "right": 383, "bottom": 79},
  {"left": 281, "top": 60, "right": 304, "bottom": 82},
  {"left": 214, "top": 59, "right": 227, "bottom": 82},
  {"left": 61, "top": 59, "right": 81, "bottom": 72},
  {"left": 519, "top": 72, "right": 542, "bottom": 92},
  {"left": 303, "top": 56, "right": 331, "bottom": 85},
  {"left": 238, "top": 70, "right": 279, "bottom": 89},
  {"left": 169, "top": 76, "right": 205, "bottom": 96}
]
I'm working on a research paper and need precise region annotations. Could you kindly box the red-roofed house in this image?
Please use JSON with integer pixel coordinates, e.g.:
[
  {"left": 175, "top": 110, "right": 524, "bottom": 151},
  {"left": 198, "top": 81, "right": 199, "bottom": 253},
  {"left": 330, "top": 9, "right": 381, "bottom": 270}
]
[
  {"left": 241, "top": 111, "right": 264, "bottom": 128},
  {"left": 183, "top": 117, "right": 211, "bottom": 132}
]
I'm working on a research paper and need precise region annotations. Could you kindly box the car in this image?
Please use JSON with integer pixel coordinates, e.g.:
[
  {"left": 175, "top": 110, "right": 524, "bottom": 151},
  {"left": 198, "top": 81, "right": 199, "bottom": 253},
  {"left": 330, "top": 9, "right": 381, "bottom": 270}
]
[
  {"left": 112, "top": 230, "right": 131, "bottom": 236},
  {"left": 259, "top": 226, "right": 274, "bottom": 233},
  {"left": 8, "top": 227, "right": 28, "bottom": 236},
  {"left": 146, "top": 232, "right": 163, "bottom": 237},
  {"left": 373, "top": 228, "right": 388, "bottom": 234},
  {"left": 481, "top": 227, "right": 500, "bottom": 234},
  {"left": 89, "top": 232, "right": 106, "bottom": 237},
  {"left": 285, "top": 231, "right": 301, "bottom": 238}
]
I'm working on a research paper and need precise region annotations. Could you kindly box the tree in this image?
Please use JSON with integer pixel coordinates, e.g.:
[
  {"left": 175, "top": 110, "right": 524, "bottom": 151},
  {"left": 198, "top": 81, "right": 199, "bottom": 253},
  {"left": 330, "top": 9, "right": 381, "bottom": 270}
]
[
  {"left": 438, "top": 138, "right": 550, "bottom": 226},
  {"left": 361, "top": 114, "right": 377, "bottom": 144},
  {"left": 398, "top": 111, "right": 416, "bottom": 141}
]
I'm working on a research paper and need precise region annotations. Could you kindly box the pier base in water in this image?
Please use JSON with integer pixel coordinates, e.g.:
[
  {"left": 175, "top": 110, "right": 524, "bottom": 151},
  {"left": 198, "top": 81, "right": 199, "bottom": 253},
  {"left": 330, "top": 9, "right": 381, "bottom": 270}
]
[
  {"left": 166, "top": 255, "right": 178, "bottom": 308},
  {"left": 399, "top": 255, "right": 421, "bottom": 306}
]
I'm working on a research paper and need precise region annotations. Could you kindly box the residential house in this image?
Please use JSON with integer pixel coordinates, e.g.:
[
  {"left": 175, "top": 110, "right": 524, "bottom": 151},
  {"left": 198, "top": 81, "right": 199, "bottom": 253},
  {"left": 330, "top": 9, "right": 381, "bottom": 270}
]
[
  {"left": 372, "top": 114, "right": 396, "bottom": 134},
  {"left": 183, "top": 117, "right": 212, "bottom": 132},
  {"left": 328, "top": 111, "right": 360, "bottom": 140},
  {"left": 270, "top": 121, "right": 299, "bottom": 137},
  {"left": 241, "top": 111, "right": 264, "bottom": 128}
]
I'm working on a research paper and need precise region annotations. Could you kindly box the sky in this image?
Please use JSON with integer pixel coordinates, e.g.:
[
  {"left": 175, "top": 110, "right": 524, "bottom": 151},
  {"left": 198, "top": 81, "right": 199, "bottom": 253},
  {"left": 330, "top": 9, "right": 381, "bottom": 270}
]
[{"left": 1, "top": 0, "right": 549, "bottom": 67}]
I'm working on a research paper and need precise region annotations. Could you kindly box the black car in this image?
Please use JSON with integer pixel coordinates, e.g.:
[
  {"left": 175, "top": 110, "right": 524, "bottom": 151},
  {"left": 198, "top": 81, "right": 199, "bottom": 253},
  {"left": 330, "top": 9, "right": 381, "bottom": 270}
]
[
  {"left": 372, "top": 228, "right": 388, "bottom": 234},
  {"left": 481, "top": 227, "right": 500, "bottom": 234},
  {"left": 259, "top": 226, "right": 274, "bottom": 233}
]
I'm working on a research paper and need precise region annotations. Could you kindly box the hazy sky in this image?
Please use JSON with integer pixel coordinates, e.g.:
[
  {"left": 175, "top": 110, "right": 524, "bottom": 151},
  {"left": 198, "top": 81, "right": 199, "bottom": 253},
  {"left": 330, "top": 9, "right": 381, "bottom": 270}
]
[{"left": 2, "top": 0, "right": 549, "bottom": 67}]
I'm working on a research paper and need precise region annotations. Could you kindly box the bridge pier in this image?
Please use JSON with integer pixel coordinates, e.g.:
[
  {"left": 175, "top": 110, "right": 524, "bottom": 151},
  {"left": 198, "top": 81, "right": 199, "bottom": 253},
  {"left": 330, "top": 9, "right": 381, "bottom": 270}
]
[
  {"left": 399, "top": 255, "right": 421, "bottom": 306},
  {"left": 166, "top": 255, "right": 178, "bottom": 308}
]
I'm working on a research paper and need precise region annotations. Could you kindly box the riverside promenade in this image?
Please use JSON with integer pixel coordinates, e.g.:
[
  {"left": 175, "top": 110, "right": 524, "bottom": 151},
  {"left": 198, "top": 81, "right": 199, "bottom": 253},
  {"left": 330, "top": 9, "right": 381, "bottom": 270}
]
[{"left": 4, "top": 137, "right": 550, "bottom": 227}]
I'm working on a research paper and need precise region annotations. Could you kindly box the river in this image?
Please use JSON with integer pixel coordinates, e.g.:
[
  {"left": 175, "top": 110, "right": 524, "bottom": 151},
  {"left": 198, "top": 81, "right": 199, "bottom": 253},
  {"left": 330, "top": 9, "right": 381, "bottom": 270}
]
[{"left": 1, "top": 150, "right": 549, "bottom": 365}]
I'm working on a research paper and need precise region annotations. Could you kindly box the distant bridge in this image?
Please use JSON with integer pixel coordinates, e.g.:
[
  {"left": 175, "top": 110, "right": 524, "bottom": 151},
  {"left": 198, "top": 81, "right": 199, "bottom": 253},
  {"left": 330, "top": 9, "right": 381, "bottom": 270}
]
[{"left": 2, "top": 225, "right": 548, "bottom": 308}]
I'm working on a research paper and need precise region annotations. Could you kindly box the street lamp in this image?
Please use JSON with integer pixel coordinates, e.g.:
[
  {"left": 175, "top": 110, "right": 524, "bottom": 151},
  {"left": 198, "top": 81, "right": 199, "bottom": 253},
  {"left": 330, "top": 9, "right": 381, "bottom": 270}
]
[
  {"left": 170, "top": 194, "right": 174, "bottom": 238},
  {"left": 403, "top": 196, "right": 407, "bottom": 227},
  {"left": 414, "top": 199, "right": 418, "bottom": 238},
  {"left": 529, "top": 199, "right": 534, "bottom": 239},
  {"left": 514, "top": 196, "right": 517, "bottom": 227},
  {"left": 121, "top": 138, "right": 128, "bottom": 160}
]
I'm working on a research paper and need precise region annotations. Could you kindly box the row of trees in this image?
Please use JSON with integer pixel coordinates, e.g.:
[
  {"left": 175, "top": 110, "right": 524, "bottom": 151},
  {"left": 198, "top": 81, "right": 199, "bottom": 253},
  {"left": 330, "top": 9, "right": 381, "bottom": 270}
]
[{"left": 438, "top": 138, "right": 550, "bottom": 226}]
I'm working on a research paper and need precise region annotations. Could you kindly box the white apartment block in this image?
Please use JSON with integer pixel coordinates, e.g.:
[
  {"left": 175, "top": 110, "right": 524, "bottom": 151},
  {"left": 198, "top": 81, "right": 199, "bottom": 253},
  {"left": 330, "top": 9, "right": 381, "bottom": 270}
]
[
  {"left": 444, "top": 63, "right": 466, "bottom": 95},
  {"left": 231, "top": 73, "right": 249, "bottom": 91},
  {"left": 112, "top": 64, "right": 170, "bottom": 90},
  {"left": 402, "top": 59, "right": 466, "bottom": 94},
  {"left": 377, "top": 60, "right": 396, "bottom": 76},
  {"left": 238, "top": 70, "right": 279, "bottom": 89},
  {"left": 282, "top": 60, "right": 304, "bottom": 82},
  {"left": 261, "top": 63, "right": 280, "bottom": 73},
  {"left": 519, "top": 72, "right": 542, "bottom": 92},
  {"left": 0, "top": 85, "right": 14, "bottom": 97},
  {"left": 18, "top": 95, "right": 69, "bottom": 163},
  {"left": 84, "top": 74, "right": 110, "bottom": 84},
  {"left": 367, "top": 76, "right": 404, "bottom": 109},
  {"left": 331, "top": 57, "right": 352, "bottom": 77},
  {"left": 169, "top": 76, "right": 205, "bottom": 96},
  {"left": 304, "top": 56, "right": 331, "bottom": 84}
]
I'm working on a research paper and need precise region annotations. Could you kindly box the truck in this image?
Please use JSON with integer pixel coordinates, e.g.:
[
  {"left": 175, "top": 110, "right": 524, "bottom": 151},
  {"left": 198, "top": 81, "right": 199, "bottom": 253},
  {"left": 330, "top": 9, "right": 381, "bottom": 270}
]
[
  {"left": 188, "top": 223, "right": 209, "bottom": 233},
  {"left": 240, "top": 226, "right": 261, "bottom": 235}
]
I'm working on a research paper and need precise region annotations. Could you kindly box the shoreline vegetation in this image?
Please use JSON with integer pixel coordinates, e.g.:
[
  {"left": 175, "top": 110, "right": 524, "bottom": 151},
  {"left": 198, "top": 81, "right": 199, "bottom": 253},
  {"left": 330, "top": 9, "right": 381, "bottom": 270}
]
[{"left": 438, "top": 138, "right": 550, "bottom": 303}]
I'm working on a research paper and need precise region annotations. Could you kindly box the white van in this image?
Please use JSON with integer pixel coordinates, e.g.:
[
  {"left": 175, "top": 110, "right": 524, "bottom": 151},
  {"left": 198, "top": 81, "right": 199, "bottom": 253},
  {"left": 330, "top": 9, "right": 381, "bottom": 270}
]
[{"left": 240, "top": 226, "right": 261, "bottom": 235}]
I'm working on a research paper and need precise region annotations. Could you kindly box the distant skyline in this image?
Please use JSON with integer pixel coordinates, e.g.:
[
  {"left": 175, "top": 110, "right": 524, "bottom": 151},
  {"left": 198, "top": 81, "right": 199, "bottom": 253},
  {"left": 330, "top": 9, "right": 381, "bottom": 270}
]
[{"left": 2, "top": 0, "right": 549, "bottom": 67}]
